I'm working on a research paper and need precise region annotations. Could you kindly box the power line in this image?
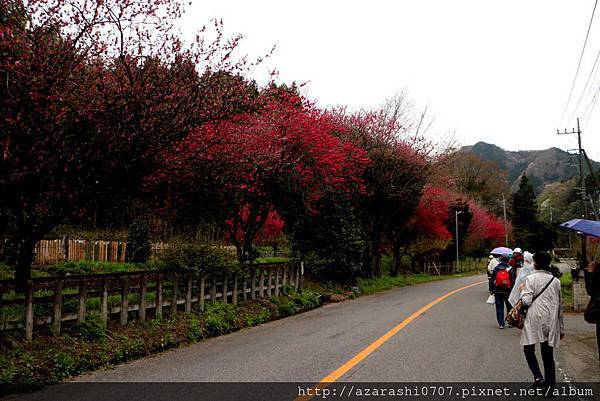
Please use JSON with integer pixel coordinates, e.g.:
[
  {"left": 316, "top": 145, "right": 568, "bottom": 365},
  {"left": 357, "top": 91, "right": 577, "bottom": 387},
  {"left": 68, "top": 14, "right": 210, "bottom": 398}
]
[
  {"left": 568, "top": 48, "right": 600, "bottom": 123},
  {"left": 559, "top": 0, "right": 598, "bottom": 126}
]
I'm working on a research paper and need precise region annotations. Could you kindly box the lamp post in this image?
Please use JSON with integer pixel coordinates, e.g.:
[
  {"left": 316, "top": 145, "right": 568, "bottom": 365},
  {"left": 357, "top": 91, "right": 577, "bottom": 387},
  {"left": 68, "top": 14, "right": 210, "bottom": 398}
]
[{"left": 455, "top": 210, "right": 464, "bottom": 272}]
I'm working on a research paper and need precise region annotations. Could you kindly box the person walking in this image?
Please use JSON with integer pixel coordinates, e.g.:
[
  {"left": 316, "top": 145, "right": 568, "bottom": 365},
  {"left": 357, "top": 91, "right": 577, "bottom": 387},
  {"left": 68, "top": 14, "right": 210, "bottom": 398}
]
[
  {"left": 490, "top": 254, "right": 516, "bottom": 329},
  {"left": 585, "top": 260, "right": 600, "bottom": 365},
  {"left": 521, "top": 252, "right": 564, "bottom": 391},
  {"left": 509, "top": 251, "right": 535, "bottom": 306},
  {"left": 510, "top": 247, "right": 524, "bottom": 273}
]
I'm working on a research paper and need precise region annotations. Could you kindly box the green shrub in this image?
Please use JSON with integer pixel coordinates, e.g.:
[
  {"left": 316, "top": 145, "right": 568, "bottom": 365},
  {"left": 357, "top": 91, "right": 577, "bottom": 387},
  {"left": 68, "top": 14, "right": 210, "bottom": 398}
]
[
  {"left": 160, "top": 243, "right": 237, "bottom": 274},
  {"left": 186, "top": 316, "right": 203, "bottom": 342},
  {"left": 126, "top": 218, "right": 152, "bottom": 263},
  {"left": 51, "top": 352, "right": 76, "bottom": 380},
  {"left": 276, "top": 299, "right": 298, "bottom": 317},
  {"left": 246, "top": 307, "right": 271, "bottom": 325},
  {"left": 291, "top": 290, "right": 320, "bottom": 309},
  {"left": 74, "top": 315, "right": 105, "bottom": 342},
  {"left": 280, "top": 283, "right": 296, "bottom": 295},
  {"left": 202, "top": 302, "right": 237, "bottom": 336}
]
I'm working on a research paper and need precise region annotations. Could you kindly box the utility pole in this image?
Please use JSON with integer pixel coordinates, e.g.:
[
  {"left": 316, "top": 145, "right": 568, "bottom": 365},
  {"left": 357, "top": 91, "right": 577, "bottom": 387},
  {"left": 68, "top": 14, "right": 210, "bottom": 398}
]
[
  {"left": 455, "top": 210, "right": 463, "bottom": 272},
  {"left": 502, "top": 195, "right": 508, "bottom": 246},
  {"left": 557, "top": 117, "right": 587, "bottom": 218}
]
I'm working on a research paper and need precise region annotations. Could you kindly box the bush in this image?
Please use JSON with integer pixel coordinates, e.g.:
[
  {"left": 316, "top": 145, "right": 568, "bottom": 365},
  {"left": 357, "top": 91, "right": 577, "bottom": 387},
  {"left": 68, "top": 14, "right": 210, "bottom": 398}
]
[
  {"left": 186, "top": 315, "right": 203, "bottom": 342},
  {"left": 202, "top": 302, "right": 237, "bottom": 336},
  {"left": 275, "top": 298, "right": 298, "bottom": 317},
  {"left": 126, "top": 218, "right": 152, "bottom": 263},
  {"left": 160, "top": 243, "right": 237, "bottom": 274},
  {"left": 74, "top": 315, "right": 105, "bottom": 342},
  {"left": 291, "top": 290, "right": 320, "bottom": 309},
  {"left": 51, "top": 352, "right": 76, "bottom": 380}
]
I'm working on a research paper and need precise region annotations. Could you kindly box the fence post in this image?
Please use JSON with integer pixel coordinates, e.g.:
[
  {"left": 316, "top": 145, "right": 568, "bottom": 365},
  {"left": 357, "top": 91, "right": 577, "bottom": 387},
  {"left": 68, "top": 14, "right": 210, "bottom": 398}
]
[
  {"left": 288, "top": 266, "right": 294, "bottom": 289},
  {"left": 139, "top": 275, "right": 147, "bottom": 322},
  {"left": 232, "top": 273, "right": 238, "bottom": 306},
  {"left": 282, "top": 266, "right": 287, "bottom": 286},
  {"left": 52, "top": 279, "right": 63, "bottom": 336},
  {"left": 199, "top": 274, "right": 205, "bottom": 311},
  {"left": 267, "top": 269, "right": 273, "bottom": 297},
  {"left": 120, "top": 277, "right": 129, "bottom": 325},
  {"left": 274, "top": 268, "right": 280, "bottom": 297},
  {"left": 295, "top": 266, "right": 300, "bottom": 291},
  {"left": 222, "top": 273, "right": 228, "bottom": 303},
  {"left": 25, "top": 280, "right": 34, "bottom": 342},
  {"left": 250, "top": 268, "right": 257, "bottom": 300},
  {"left": 242, "top": 276, "right": 248, "bottom": 301},
  {"left": 171, "top": 273, "right": 179, "bottom": 315},
  {"left": 77, "top": 279, "right": 87, "bottom": 323},
  {"left": 185, "top": 273, "right": 192, "bottom": 313},
  {"left": 299, "top": 262, "right": 304, "bottom": 290},
  {"left": 258, "top": 268, "right": 265, "bottom": 298},
  {"left": 100, "top": 279, "right": 108, "bottom": 328},
  {"left": 156, "top": 274, "right": 163, "bottom": 319}
]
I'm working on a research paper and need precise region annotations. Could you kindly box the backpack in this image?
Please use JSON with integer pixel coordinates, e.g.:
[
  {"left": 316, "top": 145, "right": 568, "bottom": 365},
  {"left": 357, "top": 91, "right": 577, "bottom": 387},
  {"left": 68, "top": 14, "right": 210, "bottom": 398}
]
[{"left": 495, "top": 268, "right": 511, "bottom": 289}]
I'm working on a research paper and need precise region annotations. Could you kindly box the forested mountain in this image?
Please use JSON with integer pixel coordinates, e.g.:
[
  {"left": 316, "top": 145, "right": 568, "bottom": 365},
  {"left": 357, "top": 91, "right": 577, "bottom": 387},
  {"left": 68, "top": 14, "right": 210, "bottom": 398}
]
[{"left": 460, "top": 142, "right": 600, "bottom": 194}]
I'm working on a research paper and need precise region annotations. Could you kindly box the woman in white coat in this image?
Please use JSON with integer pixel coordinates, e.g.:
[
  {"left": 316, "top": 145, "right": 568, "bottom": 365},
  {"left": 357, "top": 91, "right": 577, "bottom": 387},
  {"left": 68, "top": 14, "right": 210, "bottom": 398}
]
[
  {"left": 520, "top": 252, "right": 564, "bottom": 390},
  {"left": 509, "top": 251, "right": 535, "bottom": 306}
]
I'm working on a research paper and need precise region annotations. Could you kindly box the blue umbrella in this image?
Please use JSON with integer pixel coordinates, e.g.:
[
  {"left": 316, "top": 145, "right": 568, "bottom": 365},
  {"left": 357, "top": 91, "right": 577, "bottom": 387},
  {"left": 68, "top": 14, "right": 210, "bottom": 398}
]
[
  {"left": 490, "top": 246, "right": 512, "bottom": 255},
  {"left": 560, "top": 218, "right": 600, "bottom": 238}
]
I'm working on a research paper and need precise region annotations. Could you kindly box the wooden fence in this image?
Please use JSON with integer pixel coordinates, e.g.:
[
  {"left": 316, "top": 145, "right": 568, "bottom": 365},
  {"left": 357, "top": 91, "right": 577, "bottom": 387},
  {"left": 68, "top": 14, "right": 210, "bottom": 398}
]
[
  {"left": 28, "top": 239, "right": 168, "bottom": 265},
  {"left": 0, "top": 262, "right": 301, "bottom": 341},
  {"left": 423, "top": 258, "right": 486, "bottom": 275}
]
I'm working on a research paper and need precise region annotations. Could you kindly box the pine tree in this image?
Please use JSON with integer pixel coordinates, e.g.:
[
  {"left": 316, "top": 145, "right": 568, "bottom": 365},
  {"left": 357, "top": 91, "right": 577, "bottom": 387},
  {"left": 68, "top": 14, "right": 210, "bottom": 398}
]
[{"left": 511, "top": 175, "right": 555, "bottom": 251}]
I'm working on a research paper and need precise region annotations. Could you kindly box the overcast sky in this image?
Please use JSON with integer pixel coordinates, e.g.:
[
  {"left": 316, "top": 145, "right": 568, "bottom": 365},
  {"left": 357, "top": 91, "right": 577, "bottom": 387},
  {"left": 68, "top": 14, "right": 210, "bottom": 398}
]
[{"left": 180, "top": 1, "right": 600, "bottom": 160}]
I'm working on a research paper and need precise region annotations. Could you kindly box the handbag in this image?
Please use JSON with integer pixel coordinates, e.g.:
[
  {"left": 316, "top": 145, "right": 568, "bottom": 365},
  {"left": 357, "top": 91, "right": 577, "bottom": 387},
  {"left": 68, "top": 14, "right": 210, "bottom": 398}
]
[
  {"left": 506, "top": 276, "right": 554, "bottom": 329},
  {"left": 584, "top": 295, "right": 600, "bottom": 324}
]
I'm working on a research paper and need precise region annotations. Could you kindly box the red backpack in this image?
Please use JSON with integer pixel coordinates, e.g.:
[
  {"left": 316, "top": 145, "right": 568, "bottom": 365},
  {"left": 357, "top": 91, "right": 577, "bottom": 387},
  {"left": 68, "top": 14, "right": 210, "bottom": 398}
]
[{"left": 495, "top": 268, "right": 511, "bottom": 289}]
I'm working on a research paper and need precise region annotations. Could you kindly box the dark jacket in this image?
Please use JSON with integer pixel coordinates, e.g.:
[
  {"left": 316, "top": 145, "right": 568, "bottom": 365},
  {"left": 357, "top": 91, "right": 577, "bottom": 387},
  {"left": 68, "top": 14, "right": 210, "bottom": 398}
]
[
  {"left": 585, "top": 271, "right": 600, "bottom": 298},
  {"left": 489, "top": 263, "right": 516, "bottom": 294}
]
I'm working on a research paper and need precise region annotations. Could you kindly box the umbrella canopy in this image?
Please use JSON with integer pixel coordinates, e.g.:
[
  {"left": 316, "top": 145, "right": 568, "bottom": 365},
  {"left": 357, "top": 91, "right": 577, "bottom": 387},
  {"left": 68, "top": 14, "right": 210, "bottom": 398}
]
[
  {"left": 560, "top": 219, "right": 600, "bottom": 238},
  {"left": 490, "top": 246, "right": 512, "bottom": 255}
]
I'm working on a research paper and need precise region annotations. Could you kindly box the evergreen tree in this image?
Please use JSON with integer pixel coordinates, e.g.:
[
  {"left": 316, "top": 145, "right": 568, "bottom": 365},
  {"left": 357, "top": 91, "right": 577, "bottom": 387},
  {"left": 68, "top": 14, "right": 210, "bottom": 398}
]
[{"left": 511, "top": 175, "right": 556, "bottom": 251}]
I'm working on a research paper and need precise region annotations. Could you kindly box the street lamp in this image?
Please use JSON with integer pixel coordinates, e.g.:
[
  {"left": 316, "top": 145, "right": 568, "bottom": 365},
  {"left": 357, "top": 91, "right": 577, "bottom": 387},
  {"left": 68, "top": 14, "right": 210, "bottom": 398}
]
[{"left": 455, "top": 210, "right": 464, "bottom": 272}]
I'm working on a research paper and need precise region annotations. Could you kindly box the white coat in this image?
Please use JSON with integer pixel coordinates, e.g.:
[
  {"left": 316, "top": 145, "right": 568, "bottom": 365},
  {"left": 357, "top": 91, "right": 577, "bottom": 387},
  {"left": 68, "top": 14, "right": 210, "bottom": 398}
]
[
  {"left": 509, "top": 251, "right": 535, "bottom": 306},
  {"left": 520, "top": 270, "right": 564, "bottom": 348}
]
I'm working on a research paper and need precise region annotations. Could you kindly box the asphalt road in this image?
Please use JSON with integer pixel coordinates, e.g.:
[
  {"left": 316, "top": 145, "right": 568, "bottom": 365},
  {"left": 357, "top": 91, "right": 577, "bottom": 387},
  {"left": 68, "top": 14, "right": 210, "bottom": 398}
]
[
  {"left": 66, "top": 274, "right": 541, "bottom": 383},
  {"left": 18, "top": 273, "right": 590, "bottom": 401}
]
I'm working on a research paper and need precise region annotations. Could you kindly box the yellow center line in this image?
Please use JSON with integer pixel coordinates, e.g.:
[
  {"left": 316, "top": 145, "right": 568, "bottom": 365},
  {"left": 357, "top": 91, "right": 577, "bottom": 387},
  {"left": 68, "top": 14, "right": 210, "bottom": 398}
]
[{"left": 296, "top": 280, "right": 487, "bottom": 401}]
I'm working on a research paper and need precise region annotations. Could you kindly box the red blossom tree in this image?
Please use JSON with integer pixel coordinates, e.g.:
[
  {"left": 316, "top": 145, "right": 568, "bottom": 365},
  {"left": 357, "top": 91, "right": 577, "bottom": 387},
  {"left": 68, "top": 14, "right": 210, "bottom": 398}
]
[
  {"left": 154, "top": 89, "right": 368, "bottom": 264},
  {"left": 463, "top": 201, "right": 508, "bottom": 252}
]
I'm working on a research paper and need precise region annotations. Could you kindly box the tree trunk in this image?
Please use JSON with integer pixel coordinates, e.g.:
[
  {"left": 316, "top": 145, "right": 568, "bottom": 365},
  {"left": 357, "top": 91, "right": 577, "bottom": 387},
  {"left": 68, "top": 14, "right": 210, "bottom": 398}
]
[
  {"left": 373, "top": 250, "right": 382, "bottom": 277},
  {"left": 13, "top": 239, "right": 35, "bottom": 292}
]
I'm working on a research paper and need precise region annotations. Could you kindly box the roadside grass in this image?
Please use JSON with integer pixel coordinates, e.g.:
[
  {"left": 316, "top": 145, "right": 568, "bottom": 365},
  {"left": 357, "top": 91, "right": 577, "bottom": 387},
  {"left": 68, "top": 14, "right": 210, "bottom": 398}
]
[
  {"left": 253, "top": 256, "right": 289, "bottom": 264},
  {"left": 560, "top": 273, "right": 573, "bottom": 312},
  {"left": 0, "top": 288, "right": 321, "bottom": 396}
]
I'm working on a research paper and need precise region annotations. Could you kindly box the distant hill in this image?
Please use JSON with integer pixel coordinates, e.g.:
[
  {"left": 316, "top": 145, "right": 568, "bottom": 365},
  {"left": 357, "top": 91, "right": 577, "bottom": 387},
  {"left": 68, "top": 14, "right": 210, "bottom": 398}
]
[{"left": 459, "top": 142, "right": 600, "bottom": 193}]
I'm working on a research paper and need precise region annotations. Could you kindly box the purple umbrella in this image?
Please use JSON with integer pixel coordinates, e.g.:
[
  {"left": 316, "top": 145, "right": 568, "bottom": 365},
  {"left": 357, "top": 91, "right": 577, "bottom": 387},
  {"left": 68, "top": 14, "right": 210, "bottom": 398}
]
[
  {"left": 490, "top": 246, "right": 512, "bottom": 256},
  {"left": 560, "top": 219, "right": 600, "bottom": 238}
]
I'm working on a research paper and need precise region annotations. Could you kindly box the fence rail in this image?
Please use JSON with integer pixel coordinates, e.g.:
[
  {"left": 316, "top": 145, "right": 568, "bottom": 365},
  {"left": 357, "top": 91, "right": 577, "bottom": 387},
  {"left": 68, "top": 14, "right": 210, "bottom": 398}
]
[{"left": 0, "top": 262, "right": 301, "bottom": 341}]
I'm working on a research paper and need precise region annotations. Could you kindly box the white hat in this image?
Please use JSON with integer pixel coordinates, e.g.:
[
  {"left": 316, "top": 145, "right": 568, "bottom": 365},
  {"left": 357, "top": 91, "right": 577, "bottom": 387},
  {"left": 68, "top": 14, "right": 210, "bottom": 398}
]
[{"left": 513, "top": 247, "right": 522, "bottom": 253}]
